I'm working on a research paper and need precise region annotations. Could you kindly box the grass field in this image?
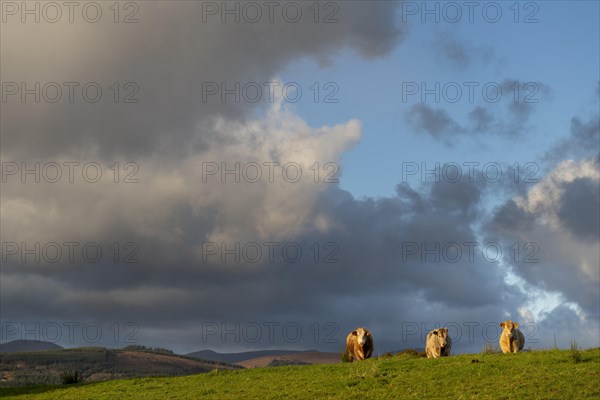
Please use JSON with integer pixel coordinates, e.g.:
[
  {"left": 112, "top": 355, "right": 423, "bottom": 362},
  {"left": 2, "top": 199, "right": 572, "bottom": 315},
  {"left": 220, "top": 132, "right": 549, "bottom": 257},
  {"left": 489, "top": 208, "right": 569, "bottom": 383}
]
[{"left": 1, "top": 348, "right": 599, "bottom": 399}]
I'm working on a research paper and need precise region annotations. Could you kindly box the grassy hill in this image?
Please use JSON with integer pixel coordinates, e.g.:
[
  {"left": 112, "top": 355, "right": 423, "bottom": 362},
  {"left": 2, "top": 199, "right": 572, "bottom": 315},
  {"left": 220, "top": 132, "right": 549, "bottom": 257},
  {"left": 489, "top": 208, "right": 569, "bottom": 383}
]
[
  {"left": 237, "top": 351, "right": 339, "bottom": 368},
  {"left": 0, "top": 347, "right": 241, "bottom": 387},
  {"left": 186, "top": 349, "right": 330, "bottom": 364},
  {"left": 1, "top": 348, "right": 598, "bottom": 399}
]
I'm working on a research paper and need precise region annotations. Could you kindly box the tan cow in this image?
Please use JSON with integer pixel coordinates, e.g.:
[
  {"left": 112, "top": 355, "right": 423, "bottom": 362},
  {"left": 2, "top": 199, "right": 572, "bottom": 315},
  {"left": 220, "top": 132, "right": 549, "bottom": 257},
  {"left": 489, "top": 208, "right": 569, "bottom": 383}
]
[
  {"left": 345, "top": 327, "right": 373, "bottom": 362},
  {"left": 499, "top": 320, "right": 525, "bottom": 353},
  {"left": 426, "top": 328, "right": 452, "bottom": 358}
]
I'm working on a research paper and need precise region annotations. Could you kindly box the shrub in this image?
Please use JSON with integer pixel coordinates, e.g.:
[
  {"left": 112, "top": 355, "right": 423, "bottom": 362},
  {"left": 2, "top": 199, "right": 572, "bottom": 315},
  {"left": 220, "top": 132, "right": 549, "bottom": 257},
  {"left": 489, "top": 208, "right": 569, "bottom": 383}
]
[
  {"left": 340, "top": 350, "right": 351, "bottom": 363},
  {"left": 60, "top": 370, "right": 80, "bottom": 384},
  {"left": 570, "top": 339, "right": 582, "bottom": 363},
  {"left": 123, "top": 345, "right": 174, "bottom": 355},
  {"left": 481, "top": 343, "right": 499, "bottom": 354},
  {"left": 396, "top": 348, "right": 426, "bottom": 358}
]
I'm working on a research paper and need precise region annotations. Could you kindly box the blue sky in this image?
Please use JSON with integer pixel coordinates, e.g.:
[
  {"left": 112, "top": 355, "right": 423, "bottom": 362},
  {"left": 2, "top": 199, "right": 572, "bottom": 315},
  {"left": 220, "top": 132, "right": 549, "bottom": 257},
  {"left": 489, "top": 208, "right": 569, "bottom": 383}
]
[{"left": 282, "top": 0, "right": 600, "bottom": 198}]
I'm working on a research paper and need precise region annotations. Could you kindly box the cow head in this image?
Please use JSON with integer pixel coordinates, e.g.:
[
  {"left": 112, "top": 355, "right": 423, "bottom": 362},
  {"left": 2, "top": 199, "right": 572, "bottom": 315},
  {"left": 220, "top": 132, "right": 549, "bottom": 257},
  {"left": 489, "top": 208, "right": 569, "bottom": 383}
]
[
  {"left": 432, "top": 328, "right": 449, "bottom": 352},
  {"left": 352, "top": 327, "right": 371, "bottom": 346},
  {"left": 500, "top": 320, "right": 519, "bottom": 340}
]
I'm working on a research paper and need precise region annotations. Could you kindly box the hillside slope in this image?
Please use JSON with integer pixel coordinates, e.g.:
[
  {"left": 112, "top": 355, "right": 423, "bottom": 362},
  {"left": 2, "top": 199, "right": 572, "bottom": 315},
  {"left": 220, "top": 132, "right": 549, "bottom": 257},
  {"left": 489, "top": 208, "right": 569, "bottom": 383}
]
[
  {"left": 0, "top": 348, "right": 241, "bottom": 387},
  {"left": 1, "top": 349, "right": 598, "bottom": 399},
  {"left": 186, "top": 349, "right": 312, "bottom": 364},
  {"left": 237, "top": 351, "right": 339, "bottom": 368}
]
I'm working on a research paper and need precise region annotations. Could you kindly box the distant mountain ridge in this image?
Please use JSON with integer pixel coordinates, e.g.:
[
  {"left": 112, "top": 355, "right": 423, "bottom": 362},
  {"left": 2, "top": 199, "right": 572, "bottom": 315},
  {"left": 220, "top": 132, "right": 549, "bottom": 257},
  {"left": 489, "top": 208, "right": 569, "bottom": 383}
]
[
  {"left": 1, "top": 346, "right": 241, "bottom": 387},
  {"left": 0, "top": 340, "right": 63, "bottom": 353},
  {"left": 237, "top": 351, "right": 340, "bottom": 368},
  {"left": 186, "top": 349, "right": 318, "bottom": 364}
]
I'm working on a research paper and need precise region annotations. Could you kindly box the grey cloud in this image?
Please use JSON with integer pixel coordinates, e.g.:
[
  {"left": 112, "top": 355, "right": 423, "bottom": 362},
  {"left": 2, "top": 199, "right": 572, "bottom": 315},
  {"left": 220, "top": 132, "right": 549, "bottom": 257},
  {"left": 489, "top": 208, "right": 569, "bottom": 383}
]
[
  {"left": 1, "top": 177, "right": 525, "bottom": 353},
  {"left": 3, "top": 157, "right": 591, "bottom": 353},
  {"left": 498, "top": 80, "right": 552, "bottom": 135},
  {"left": 432, "top": 32, "right": 497, "bottom": 69},
  {"left": 571, "top": 117, "right": 600, "bottom": 154},
  {"left": 545, "top": 115, "right": 600, "bottom": 162},
  {"left": 1, "top": 1, "right": 404, "bottom": 161},
  {"left": 405, "top": 80, "right": 551, "bottom": 141},
  {"left": 405, "top": 104, "right": 460, "bottom": 141},
  {"left": 429, "top": 176, "right": 484, "bottom": 218},
  {"left": 0, "top": 1, "right": 410, "bottom": 349},
  {"left": 395, "top": 183, "right": 427, "bottom": 213},
  {"left": 557, "top": 178, "right": 600, "bottom": 242},
  {"left": 485, "top": 162, "right": 599, "bottom": 320},
  {"left": 434, "top": 34, "right": 470, "bottom": 68},
  {"left": 489, "top": 200, "right": 536, "bottom": 235},
  {"left": 543, "top": 84, "right": 598, "bottom": 163},
  {"left": 538, "top": 305, "right": 600, "bottom": 349},
  {"left": 482, "top": 97, "right": 598, "bottom": 319},
  {"left": 468, "top": 106, "right": 493, "bottom": 132}
]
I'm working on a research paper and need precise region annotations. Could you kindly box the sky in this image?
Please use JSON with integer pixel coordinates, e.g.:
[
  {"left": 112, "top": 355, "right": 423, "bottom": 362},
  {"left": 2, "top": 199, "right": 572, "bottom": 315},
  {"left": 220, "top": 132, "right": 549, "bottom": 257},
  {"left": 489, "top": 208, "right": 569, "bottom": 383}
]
[{"left": 1, "top": 1, "right": 599, "bottom": 355}]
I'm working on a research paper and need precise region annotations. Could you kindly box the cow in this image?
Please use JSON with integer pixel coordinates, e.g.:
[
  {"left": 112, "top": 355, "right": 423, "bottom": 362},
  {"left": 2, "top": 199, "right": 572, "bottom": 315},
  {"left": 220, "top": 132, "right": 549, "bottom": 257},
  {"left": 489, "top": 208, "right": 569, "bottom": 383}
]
[
  {"left": 425, "top": 328, "right": 452, "bottom": 358},
  {"left": 345, "top": 327, "right": 373, "bottom": 362},
  {"left": 499, "top": 320, "right": 525, "bottom": 353}
]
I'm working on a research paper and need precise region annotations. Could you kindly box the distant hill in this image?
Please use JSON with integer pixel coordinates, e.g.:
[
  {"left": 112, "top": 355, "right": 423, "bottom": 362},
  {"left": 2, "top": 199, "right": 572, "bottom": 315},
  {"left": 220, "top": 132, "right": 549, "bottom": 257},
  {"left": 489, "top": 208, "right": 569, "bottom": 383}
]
[
  {"left": 237, "top": 351, "right": 340, "bottom": 368},
  {"left": 0, "top": 347, "right": 241, "bottom": 387},
  {"left": 186, "top": 349, "right": 313, "bottom": 364},
  {"left": 0, "top": 340, "right": 63, "bottom": 353}
]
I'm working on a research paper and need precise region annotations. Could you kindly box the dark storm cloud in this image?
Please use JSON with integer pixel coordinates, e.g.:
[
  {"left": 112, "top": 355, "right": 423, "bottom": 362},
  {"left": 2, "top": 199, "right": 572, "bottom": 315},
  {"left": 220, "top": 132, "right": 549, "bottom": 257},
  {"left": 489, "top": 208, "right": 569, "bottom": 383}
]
[
  {"left": 0, "top": 1, "right": 428, "bottom": 353},
  {"left": 488, "top": 200, "right": 536, "bottom": 235},
  {"left": 1, "top": 173, "right": 524, "bottom": 352},
  {"left": 429, "top": 176, "right": 484, "bottom": 218},
  {"left": 1, "top": 1, "right": 404, "bottom": 161},
  {"left": 557, "top": 178, "right": 600, "bottom": 242},
  {"left": 1, "top": 0, "right": 407, "bottom": 348}
]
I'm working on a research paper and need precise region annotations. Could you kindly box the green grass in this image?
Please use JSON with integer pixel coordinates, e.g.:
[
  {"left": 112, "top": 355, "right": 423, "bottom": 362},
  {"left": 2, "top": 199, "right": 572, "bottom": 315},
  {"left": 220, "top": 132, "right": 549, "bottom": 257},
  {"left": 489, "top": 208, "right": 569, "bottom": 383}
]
[{"left": 1, "top": 349, "right": 599, "bottom": 399}]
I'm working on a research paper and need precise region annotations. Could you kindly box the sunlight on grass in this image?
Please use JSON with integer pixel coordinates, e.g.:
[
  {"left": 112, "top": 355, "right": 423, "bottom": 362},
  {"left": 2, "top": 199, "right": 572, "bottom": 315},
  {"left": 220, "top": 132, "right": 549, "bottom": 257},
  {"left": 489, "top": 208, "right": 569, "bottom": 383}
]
[{"left": 1, "top": 349, "right": 599, "bottom": 400}]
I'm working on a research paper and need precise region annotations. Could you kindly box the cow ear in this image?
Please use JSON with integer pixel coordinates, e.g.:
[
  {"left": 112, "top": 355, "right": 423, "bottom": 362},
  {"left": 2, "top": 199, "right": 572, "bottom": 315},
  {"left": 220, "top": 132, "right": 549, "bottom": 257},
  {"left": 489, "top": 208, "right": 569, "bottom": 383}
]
[
  {"left": 432, "top": 330, "right": 438, "bottom": 336},
  {"left": 443, "top": 328, "right": 448, "bottom": 334},
  {"left": 366, "top": 330, "right": 371, "bottom": 336},
  {"left": 500, "top": 322, "right": 505, "bottom": 328},
  {"left": 352, "top": 331, "right": 357, "bottom": 336},
  {"left": 514, "top": 322, "right": 519, "bottom": 328}
]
